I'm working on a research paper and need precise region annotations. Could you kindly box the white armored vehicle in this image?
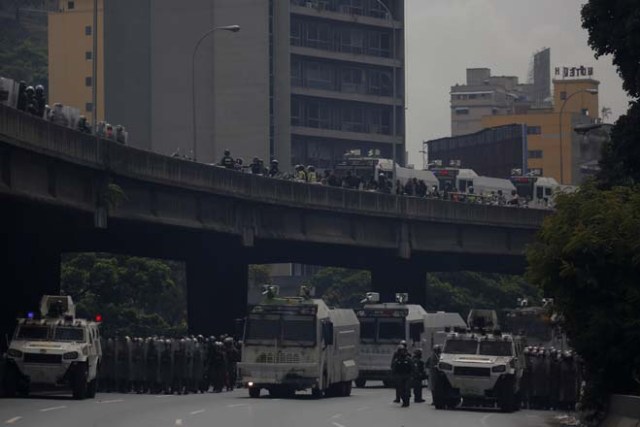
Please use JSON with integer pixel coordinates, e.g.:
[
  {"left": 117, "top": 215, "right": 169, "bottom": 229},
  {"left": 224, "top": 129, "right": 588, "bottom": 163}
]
[
  {"left": 3, "top": 296, "right": 102, "bottom": 399},
  {"left": 353, "top": 293, "right": 460, "bottom": 388},
  {"left": 430, "top": 309, "right": 525, "bottom": 412},
  {"left": 239, "top": 286, "right": 360, "bottom": 398}
]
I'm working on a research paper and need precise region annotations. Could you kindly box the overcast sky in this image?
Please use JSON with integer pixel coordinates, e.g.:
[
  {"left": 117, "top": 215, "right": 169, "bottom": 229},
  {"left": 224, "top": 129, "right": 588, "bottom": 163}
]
[{"left": 404, "top": 0, "right": 631, "bottom": 167}]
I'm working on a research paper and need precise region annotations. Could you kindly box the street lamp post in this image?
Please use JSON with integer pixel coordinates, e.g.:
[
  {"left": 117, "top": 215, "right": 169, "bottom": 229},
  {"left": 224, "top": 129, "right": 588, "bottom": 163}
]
[
  {"left": 373, "top": 0, "right": 398, "bottom": 181},
  {"left": 558, "top": 88, "right": 598, "bottom": 184},
  {"left": 191, "top": 24, "right": 240, "bottom": 162}
]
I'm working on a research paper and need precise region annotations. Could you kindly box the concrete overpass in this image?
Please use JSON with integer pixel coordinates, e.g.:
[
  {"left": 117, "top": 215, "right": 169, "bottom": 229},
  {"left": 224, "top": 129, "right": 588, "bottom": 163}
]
[{"left": 0, "top": 104, "right": 549, "bottom": 337}]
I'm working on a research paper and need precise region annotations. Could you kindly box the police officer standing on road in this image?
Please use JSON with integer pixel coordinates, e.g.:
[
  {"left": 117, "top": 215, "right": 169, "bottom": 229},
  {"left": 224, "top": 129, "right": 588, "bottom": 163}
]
[
  {"left": 412, "top": 348, "right": 426, "bottom": 403},
  {"left": 391, "top": 345, "right": 414, "bottom": 407},
  {"left": 391, "top": 340, "right": 407, "bottom": 403}
]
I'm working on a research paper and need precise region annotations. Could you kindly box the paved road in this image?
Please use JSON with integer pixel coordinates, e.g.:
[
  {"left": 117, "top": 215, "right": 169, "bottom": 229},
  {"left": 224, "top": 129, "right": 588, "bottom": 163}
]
[{"left": 0, "top": 386, "right": 561, "bottom": 427}]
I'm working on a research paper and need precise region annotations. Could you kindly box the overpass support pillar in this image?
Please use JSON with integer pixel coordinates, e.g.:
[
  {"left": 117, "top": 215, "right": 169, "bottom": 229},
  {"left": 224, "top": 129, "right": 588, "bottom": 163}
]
[
  {"left": 371, "top": 260, "right": 427, "bottom": 307},
  {"left": 186, "top": 256, "right": 248, "bottom": 337},
  {"left": 1, "top": 233, "right": 61, "bottom": 347}
]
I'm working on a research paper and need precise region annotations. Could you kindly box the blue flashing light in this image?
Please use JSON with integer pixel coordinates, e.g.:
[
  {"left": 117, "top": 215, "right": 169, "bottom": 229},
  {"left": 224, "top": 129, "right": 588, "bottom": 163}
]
[{"left": 27, "top": 312, "right": 35, "bottom": 319}]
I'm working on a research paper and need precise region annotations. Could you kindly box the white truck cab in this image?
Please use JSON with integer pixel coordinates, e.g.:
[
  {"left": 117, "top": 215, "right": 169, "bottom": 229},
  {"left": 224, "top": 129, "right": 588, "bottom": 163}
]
[
  {"left": 3, "top": 296, "right": 102, "bottom": 399},
  {"left": 239, "top": 286, "right": 360, "bottom": 399}
]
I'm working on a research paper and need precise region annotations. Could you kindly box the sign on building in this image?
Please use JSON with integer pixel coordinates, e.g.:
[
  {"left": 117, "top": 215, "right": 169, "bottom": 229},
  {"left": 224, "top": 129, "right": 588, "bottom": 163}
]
[{"left": 554, "top": 66, "right": 594, "bottom": 79}]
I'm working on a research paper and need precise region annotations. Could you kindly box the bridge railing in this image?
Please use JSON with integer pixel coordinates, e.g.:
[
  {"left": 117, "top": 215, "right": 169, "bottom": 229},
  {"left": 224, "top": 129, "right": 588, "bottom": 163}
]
[{"left": 0, "top": 104, "right": 548, "bottom": 228}]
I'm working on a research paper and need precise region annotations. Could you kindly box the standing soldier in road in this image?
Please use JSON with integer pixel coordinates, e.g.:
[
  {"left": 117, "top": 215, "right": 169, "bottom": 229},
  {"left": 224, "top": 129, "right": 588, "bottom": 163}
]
[
  {"left": 115, "top": 336, "right": 132, "bottom": 393},
  {"left": 210, "top": 341, "right": 227, "bottom": 392},
  {"left": 145, "top": 337, "right": 160, "bottom": 394},
  {"left": 185, "top": 337, "right": 195, "bottom": 394},
  {"left": 172, "top": 339, "right": 187, "bottom": 394},
  {"left": 224, "top": 337, "right": 239, "bottom": 391},
  {"left": 160, "top": 339, "right": 173, "bottom": 394},
  {"left": 412, "top": 348, "right": 426, "bottom": 403},
  {"left": 131, "top": 338, "right": 146, "bottom": 393},
  {"left": 549, "top": 349, "right": 562, "bottom": 410},
  {"left": 193, "top": 336, "right": 206, "bottom": 393},
  {"left": 559, "top": 351, "right": 578, "bottom": 411},
  {"left": 391, "top": 341, "right": 408, "bottom": 403},
  {"left": 391, "top": 345, "right": 414, "bottom": 407},
  {"left": 521, "top": 347, "right": 533, "bottom": 409},
  {"left": 101, "top": 337, "right": 115, "bottom": 392}
]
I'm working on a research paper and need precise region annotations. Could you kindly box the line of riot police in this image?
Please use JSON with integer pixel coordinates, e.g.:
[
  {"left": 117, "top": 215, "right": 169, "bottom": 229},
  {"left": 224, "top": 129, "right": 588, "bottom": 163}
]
[
  {"left": 520, "top": 347, "right": 582, "bottom": 411},
  {"left": 98, "top": 335, "right": 241, "bottom": 395}
]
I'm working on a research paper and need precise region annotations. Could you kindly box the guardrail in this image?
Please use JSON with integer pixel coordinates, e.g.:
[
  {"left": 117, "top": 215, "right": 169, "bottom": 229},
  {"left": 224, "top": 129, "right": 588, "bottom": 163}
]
[{"left": 0, "top": 104, "right": 548, "bottom": 228}]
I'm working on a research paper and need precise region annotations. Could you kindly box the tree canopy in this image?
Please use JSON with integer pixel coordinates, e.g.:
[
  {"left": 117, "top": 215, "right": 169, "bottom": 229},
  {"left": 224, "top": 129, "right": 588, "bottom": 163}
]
[
  {"left": 526, "top": 184, "right": 640, "bottom": 398},
  {"left": 61, "top": 253, "right": 188, "bottom": 338}
]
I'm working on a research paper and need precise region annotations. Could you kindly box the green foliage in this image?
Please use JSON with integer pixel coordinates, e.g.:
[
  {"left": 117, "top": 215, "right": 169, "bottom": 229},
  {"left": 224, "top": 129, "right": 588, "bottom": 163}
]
[
  {"left": 61, "top": 253, "right": 188, "bottom": 338},
  {"left": 526, "top": 184, "right": 640, "bottom": 399},
  {"left": 0, "top": 10, "right": 48, "bottom": 87},
  {"left": 310, "top": 267, "right": 371, "bottom": 308},
  {"left": 582, "top": 0, "right": 640, "bottom": 99},
  {"left": 248, "top": 264, "right": 272, "bottom": 290}
]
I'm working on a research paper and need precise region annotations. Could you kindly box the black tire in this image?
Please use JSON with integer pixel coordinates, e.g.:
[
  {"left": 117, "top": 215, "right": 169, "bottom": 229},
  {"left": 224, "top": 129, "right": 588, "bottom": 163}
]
[
  {"left": 2, "top": 365, "right": 18, "bottom": 398},
  {"left": 87, "top": 379, "right": 98, "bottom": 398},
  {"left": 248, "top": 387, "right": 260, "bottom": 398},
  {"left": 446, "top": 398, "right": 460, "bottom": 409},
  {"left": 343, "top": 381, "right": 352, "bottom": 397},
  {"left": 311, "top": 386, "right": 323, "bottom": 399},
  {"left": 354, "top": 378, "right": 366, "bottom": 388},
  {"left": 72, "top": 365, "right": 88, "bottom": 400}
]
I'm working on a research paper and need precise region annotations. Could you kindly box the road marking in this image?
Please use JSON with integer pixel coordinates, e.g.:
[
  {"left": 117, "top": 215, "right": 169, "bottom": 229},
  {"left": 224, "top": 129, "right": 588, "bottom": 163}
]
[
  {"left": 40, "top": 406, "right": 66, "bottom": 413},
  {"left": 356, "top": 407, "right": 370, "bottom": 412},
  {"left": 226, "top": 403, "right": 247, "bottom": 408},
  {"left": 480, "top": 413, "right": 493, "bottom": 427},
  {"left": 5, "top": 417, "right": 22, "bottom": 424},
  {"left": 97, "top": 399, "right": 123, "bottom": 404},
  {"left": 175, "top": 419, "right": 183, "bottom": 426},
  {"left": 331, "top": 414, "right": 342, "bottom": 419},
  {"left": 332, "top": 422, "right": 346, "bottom": 427},
  {"left": 190, "top": 410, "right": 205, "bottom": 415}
]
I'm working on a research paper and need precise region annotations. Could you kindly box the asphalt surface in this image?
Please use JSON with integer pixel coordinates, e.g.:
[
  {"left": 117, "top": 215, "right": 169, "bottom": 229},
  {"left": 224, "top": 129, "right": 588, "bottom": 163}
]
[{"left": 0, "top": 385, "right": 562, "bottom": 427}]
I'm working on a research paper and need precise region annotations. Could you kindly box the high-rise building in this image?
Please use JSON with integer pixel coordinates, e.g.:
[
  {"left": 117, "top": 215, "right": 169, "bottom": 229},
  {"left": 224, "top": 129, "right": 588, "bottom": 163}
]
[
  {"left": 48, "top": 0, "right": 104, "bottom": 122},
  {"left": 49, "top": 0, "right": 406, "bottom": 168}
]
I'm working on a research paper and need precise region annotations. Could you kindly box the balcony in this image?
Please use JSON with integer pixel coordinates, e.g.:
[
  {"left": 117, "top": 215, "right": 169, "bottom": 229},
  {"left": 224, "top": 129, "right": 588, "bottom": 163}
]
[
  {"left": 291, "top": 86, "right": 399, "bottom": 106},
  {"left": 291, "top": 3, "right": 402, "bottom": 29},
  {"left": 291, "top": 46, "right": 401, "bottom": 68},
  {"left": 291, "top": 125, "right": 402, "bottom": 145}
]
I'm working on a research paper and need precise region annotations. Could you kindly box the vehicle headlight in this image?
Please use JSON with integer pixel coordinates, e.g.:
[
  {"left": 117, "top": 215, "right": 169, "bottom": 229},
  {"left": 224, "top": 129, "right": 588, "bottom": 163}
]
[
  {"left": 63, "top": 351, "right": 79, "bottom": 360},
  {"left": 438, "top": 362, "right": 453, "bottom": 371},
  {"left": 7, "top": 349, "right": 22, "bottom": 358},
  {"left": 492, "top": 365, "right": 507, "bottom": 373}
]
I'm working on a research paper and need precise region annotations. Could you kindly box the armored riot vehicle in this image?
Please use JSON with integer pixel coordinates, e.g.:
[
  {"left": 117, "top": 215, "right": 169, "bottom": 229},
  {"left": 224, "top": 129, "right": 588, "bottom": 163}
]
[
  {"left": 353, "top": 293, "right": 454, "bottom": 388},
  {"left": 239, "top": 286, "right": 360, "bottom": 398},
  {"left": 430, "top": 309, "right": 525, "bottom": 412},
  {"left": 3, "top": 296, "right": 102, "bottom": 399}
]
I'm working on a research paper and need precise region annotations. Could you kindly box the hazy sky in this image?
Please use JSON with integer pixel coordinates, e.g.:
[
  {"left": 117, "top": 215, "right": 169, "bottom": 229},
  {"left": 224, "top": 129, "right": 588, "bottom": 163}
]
[{"left": 404, "top": 0, "right": 631, "bottom": 166}]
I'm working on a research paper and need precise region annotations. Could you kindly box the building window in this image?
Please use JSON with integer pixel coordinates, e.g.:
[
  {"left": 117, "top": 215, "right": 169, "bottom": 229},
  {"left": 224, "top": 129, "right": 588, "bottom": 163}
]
[
  {"left": 560, "top": 91, "right": 567, "bottom": 101},
  {"left": 85, "top": 51, "right": 93, "bottom": 60},
  {"left": 528, "top": 150, "right": 543, "bottom": 159},
  {"left": 527, "top": 126, "right": 542, "bottom": 135},
  {"left": 68, "top": 1, "right": 75, "bottom": 9},
  {"left": 85, "top": 76, "right": 93, "bottom": 87},
  {"left": 455, "top": 108, "right": 469, "bottom": 115},
  {"left": 85, "top": 26, "right": 92, "bottom": 36},
  {"left": 85, "top": 103, "right": 93, "bottom": 112}
]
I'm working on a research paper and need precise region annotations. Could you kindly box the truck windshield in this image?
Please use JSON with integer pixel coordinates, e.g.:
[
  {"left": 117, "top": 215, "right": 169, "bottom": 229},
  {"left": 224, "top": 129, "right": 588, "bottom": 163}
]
[
  {"left": 282, "top": 315, "right": 315, "bottom": 345},
  {"left": 359, "top": 318, "right": 375, "bottom": 341},
  {"left": 378, "top": 319, "right": 405, "bottom": 341},
  {"left": 53, "top": 327, "right": 85, "bottom": 342},
  {"left": 245, "top": 314, "right": 316, "bottom": 346},
  {"left": 444, "top": 339, "right": 478, "bottom": 354},
  {"left": 245, "top": 315, "right": 280, "bottom": 341},
  {"left": 479, "top": 340, "right": 513, "bottom": 356},
  {"left": 15, "top": 325, "right": 50, "bottom": 340}
]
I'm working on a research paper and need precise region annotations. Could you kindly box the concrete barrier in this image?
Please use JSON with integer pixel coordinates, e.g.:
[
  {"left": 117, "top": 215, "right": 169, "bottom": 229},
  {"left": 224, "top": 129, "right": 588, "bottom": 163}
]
[{"left": 601, "top": 394, "right": 640, "bottom": 427}]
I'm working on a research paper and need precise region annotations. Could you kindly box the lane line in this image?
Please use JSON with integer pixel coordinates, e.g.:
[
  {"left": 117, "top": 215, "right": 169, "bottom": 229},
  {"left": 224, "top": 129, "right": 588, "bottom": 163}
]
[
  {"left": 175, "top": 419, "right": 183, "bottom": 426},
  {"left": 355, "top": 407, "right": 370, "bottom": 412},
  {"left": 190, "top": 410, "right": 205, "bottom": 415},
  {"left": 480, "top": 413, "right": 493, "bottom": 427},
  {"left": 332, "top": 422, "right": 346, "bottom": 427},
  {"left": 227, "top": 403, "right": 248, "bottom": 408},
  {"left": 5, "top": 417, "right": 22, "bottom": 424},
  {"left": 331, "top": 414, "right": 342, "bottom": 419},
  {"left": 39, "top": 406, "right": 66, "bottom": 413},
  {"left": 97, "top": 399, "right": 123, "bottom": 404}
]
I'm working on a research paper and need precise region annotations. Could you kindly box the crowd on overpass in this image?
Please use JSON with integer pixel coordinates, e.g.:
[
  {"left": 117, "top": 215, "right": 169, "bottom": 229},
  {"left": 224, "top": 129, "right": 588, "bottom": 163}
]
[{"left": 216, "top": 150, "right": 524, "bottom": 208}]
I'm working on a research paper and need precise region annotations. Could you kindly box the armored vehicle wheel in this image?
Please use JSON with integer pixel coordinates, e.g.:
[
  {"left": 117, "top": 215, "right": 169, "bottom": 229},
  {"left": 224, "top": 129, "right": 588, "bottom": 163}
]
[
  {"left": 433, "top": 399, "right": 446, "bottom": 410},
  {"left": 72, "top": 365, "right": 88, "bottom": 400},
  {"left": 248, "top": 387, "right": 260, "bottom": 398},
  {"left": 354, "top": 378, "right": 366, "bottom": 388},
  {"left": 343, "top": 381, "right": 352, "bottom": 396},
  {"left": 87, "top": 379, "right": 98, "bottom": 398},
  {"left": 446, "top": 398, "right": 460, "bottom": 409},
  {"left": 311, "top": 386, "right": 323, "bottom": 399}
]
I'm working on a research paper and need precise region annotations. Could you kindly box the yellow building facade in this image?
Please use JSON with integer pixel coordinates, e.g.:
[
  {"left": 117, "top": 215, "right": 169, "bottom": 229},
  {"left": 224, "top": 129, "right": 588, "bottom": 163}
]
[
  {"left": 48, "top": 0, "right": 104, "bottom": 123},
  {"left": 482, "top": 79, "right": 599, "bottom": 184}
]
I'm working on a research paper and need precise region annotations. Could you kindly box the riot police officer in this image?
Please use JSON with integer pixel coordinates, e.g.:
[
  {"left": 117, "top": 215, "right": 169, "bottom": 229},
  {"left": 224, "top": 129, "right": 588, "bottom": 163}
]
[
  {"left": 268, "top": 160, "right": 279, "bottom": 177},
  {"left": 224, "top": 337, "right": 239, "bottom": 391},
  {"left": 250, "top": 157, "right": 262, "bottom": 175},
  {"left": 391, "top": 345, "right": 414, "bottom": 407},
  {"left": 145, "top": 337, "right": 161, "bottom": 394},
  {"left": 412, "top": 348, "right": 426, "bottom": 403},
  {"left": 220, "top": 150, "right": 235, "bottom": 169}
]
